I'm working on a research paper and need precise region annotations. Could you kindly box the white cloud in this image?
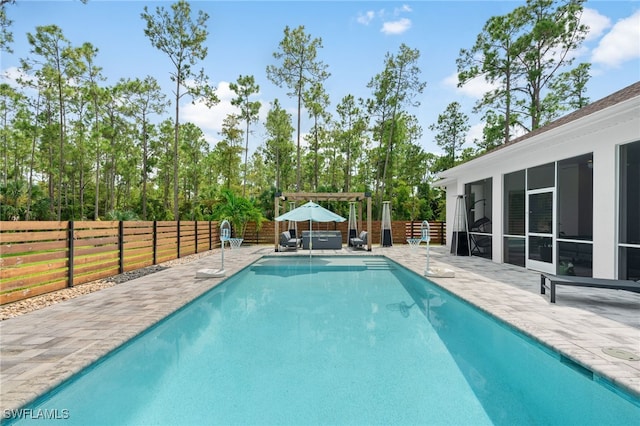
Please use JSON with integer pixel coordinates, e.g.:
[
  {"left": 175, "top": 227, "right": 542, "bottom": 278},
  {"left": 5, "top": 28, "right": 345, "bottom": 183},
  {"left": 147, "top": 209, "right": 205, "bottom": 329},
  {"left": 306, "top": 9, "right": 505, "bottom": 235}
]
[
  {"left": 181, "top": 81, "right": 270, "bottom": 152},
  {"left": 357, "top": 10, "right": 375, "bottom": 25},
  {"left": 466, "top": 123, "right": 484, "bottom": 146},
  {"left": 394, "top": 4, "right": 412, "bottom": 15},
  {"left": 1, "top": 66, "right": 32, "bottom": 88},
  {"left": 1, "top": 67, "right": 43, "bottom": 99},
  {"left": 591, "top": 10, "right": 640, "bottom": 68},
  {"left": 300, "top": 131, "right": 312, "bottom": 148},
  {"left": 358, "top": 7, "right": 412, "bottom": 34},
  {"left": 581, "top": 8, "right": 611, "bottom": 41},
  {"left": 180, "top": 81, "right": 238, "bottom": 146},
  {"left": 216, "top": 81, "right": 235, "bottom": 100},
  {"left": 541, "top": 8, "right": 611, "bottom": 65},
  {"left": 180, "top": 100, "right": 222, "bottom": 146},
  {"left": 443, "top": 72, "right": 459, "bottom": 88},
  {"left": 381, "top": 18, "right": 412, "bottom": 35},
  {"left": 443, "top": 71, "right": 498, "bottom": 99}
]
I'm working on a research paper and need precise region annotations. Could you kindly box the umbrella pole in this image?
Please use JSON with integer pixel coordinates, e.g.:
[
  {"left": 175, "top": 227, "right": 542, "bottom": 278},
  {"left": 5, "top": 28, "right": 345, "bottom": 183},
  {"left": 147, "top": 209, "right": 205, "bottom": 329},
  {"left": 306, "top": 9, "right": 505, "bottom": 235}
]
[{"left": 309, "top": 219, "right": 312, "bottom": 259}]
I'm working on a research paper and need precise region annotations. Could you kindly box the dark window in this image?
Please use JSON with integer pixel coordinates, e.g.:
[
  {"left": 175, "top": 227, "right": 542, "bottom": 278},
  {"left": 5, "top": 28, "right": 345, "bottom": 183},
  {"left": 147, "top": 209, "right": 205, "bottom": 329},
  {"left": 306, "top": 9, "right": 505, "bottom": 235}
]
[
  {"left": 504, "top": 237, "right": 525, "bottom": 267},
  {"left": 504, "top": 170, "right": 525, "bottom": 236},
  {"left": 465, "top": 179, "right": 492, "bottom": 259},
  {"left": 619, "top": 141, "right": 640, "bottom": 245},
  {"left": 557, "top": 242, "right": 592, "bottom": 277},
  {"left": 528, "top": 192, "right": 553, "bottom": 234},
  {"left": 619, "top": 247, "right": 640, "bottom": 281},
  {"left": 619, "top": 141, "right": 640, "bottom": 280},
  {"left": 557, "top": 153, "right": 593, "bottom": 241},
  {"left": 529, "top": 236, "right": 553, "bottom": 264},
  {"left": 527, "top": 162, "right": 555, "bottom": 190}
]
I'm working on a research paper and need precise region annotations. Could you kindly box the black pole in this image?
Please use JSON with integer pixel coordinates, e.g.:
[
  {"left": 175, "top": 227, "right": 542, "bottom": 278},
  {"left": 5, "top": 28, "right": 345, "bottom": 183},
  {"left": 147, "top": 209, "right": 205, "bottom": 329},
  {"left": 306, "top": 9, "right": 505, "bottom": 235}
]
[
  {"left": 177, "top": 220, "right": 181, "bottom": 258},
  {"left": 118, "top": 221, "right": 125, "bottom": 274},
  {"left": 67, "top": 221, "right": 75, "bottom": 288},
  {"left": 152, "top": 221, "right": 157, "bottom": 265}
]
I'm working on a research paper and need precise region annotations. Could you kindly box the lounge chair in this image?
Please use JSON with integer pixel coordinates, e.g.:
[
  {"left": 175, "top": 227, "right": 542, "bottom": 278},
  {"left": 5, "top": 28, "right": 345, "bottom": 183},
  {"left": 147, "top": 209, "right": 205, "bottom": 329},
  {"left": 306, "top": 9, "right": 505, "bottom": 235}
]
[
  {"left": 279, "top": 231, "right": 301, "bottom": 251},
  {"left": 540, "top": 273, "right": 640, "bottom": 303},
  {"left": 350, "top": 231, "right": 367, "bottom": 249}
]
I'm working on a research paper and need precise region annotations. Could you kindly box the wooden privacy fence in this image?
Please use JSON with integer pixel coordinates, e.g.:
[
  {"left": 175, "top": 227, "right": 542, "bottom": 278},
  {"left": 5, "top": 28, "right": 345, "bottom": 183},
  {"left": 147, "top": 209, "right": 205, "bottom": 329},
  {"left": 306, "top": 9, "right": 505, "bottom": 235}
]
[
  {"left": 0, "top": 221, "right": 222, "bottom": 305},
  {"left": 404, "top": 221, "right": 446, "bottom": 243},
  {"left": 1, "top": 220, "right": 445, "bottom": 305},
  {"left": 243, "top": 220, "right": 446, "bottom": 246}
]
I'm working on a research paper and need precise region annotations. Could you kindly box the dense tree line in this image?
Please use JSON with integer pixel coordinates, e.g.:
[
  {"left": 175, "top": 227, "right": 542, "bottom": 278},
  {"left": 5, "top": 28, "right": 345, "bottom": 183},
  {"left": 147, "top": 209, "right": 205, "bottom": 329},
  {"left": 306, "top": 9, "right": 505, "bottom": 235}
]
[{"left": 0, "top": 0, "right": 590, "bottom": 223}]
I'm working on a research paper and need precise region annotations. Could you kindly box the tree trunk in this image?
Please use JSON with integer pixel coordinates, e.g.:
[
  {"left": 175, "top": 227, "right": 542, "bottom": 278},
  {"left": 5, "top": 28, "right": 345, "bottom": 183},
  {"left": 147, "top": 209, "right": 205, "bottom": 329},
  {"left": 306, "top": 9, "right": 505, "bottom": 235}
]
[
  {"left": 296, "top": 89, "right": 302, "bottom": 191},
  {"left": 173, "top": 77, "right": 181, "bottom": 220},
  {"left": 142, "top": 117, "right": 148, "bottom": 220},
  {"left": 243, "top": 119, "right": 249, "bottom": 197}
]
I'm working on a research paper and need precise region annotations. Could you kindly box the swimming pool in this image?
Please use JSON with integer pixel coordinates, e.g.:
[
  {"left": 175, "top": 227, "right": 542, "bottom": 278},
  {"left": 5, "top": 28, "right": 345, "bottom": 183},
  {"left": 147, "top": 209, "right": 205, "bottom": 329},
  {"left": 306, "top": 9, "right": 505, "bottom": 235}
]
[{"left": 6, "top": 256, "right": 639, "bottom": 425}]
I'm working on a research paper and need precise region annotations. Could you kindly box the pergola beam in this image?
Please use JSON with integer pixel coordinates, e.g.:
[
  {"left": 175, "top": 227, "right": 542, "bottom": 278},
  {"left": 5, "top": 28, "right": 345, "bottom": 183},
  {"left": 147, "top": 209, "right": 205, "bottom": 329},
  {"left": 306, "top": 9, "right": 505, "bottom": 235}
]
[{"left": 280, "top": 192, "right": 367, "bottom": 202}]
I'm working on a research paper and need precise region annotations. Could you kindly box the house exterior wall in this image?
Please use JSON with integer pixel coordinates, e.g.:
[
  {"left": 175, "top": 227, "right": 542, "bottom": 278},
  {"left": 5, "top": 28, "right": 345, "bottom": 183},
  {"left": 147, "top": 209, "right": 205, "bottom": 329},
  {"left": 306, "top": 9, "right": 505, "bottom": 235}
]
[{"left": 438, "top": 92, "right": 640, "bottom": 279}]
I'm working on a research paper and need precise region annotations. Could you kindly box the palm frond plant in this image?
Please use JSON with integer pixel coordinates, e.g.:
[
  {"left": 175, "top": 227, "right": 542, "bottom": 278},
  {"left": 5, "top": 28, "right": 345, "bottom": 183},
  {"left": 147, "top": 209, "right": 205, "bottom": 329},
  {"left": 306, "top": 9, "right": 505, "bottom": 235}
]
[{"left": 212, "top": 189, "right": 265, "bottom": 239}]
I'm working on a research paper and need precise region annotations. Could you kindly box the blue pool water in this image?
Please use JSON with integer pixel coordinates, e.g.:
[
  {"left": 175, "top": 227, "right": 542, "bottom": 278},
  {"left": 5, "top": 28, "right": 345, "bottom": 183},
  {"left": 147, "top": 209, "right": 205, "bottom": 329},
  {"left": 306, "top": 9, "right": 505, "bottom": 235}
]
[{"left": 8, "top": 256, "right": 640, "bottom": 425}]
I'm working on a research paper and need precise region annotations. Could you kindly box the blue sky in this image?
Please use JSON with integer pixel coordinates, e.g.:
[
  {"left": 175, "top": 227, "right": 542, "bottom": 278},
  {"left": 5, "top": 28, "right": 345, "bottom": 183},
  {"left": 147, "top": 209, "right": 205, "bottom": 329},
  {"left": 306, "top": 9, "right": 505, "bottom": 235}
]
[{"left": 2, "top": 1, "right": 639, "bottom": 157}]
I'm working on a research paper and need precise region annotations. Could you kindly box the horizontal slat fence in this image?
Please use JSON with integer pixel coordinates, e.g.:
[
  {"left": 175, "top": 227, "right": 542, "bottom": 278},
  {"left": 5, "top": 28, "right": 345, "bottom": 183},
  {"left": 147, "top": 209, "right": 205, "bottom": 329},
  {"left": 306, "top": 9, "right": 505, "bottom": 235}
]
[
  {"left": 1, "top": 221, "right": 70, "bottom": 302},
  {"left": 243, "top": 220, "right": 446, "bottom": 246},
  {"left": 405, "top": 221, "right": 446, "bottom": 244},
  {"left": 1, "top": 221, "right": 222, "bottom": 305},
  {"left": 156, "top": 221, "right": 179, "bottom": 264},
  {"left": 1, "top": 220, "right": 445, "bottom": 305},
  {"left": 122, "top": 221, "right": 155, "bottom": 273}
]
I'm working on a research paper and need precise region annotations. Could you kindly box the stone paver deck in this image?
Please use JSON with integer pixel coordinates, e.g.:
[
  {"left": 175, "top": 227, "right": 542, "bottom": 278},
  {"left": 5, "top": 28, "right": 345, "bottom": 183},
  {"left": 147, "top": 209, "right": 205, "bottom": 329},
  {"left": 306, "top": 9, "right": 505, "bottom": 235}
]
[{"left": 1, "top": 244, "right": 639, "bottom": 413}]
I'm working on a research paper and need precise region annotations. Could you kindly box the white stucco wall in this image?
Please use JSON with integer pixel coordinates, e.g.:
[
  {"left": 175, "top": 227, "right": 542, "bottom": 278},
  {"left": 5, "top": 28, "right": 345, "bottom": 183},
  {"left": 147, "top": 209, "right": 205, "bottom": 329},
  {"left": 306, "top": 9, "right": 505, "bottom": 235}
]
[{"left": 437, "top": 92, "right": 640, "bottom": 279}]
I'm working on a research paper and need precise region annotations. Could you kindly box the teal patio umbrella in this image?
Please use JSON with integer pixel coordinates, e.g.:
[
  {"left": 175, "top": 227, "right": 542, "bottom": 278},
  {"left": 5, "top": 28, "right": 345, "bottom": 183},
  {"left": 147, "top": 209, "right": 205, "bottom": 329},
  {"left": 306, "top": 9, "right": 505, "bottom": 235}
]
[{"left": 275, "top": 201, "right": 346, "bottom": 256}]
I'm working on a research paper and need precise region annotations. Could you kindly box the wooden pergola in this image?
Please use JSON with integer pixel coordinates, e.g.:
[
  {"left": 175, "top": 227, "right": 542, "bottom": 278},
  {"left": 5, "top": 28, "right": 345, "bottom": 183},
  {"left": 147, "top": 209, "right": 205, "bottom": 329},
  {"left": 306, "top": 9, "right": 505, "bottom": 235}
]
[{"left": 274, "top": 192, "right": 372, "bottom": 252}]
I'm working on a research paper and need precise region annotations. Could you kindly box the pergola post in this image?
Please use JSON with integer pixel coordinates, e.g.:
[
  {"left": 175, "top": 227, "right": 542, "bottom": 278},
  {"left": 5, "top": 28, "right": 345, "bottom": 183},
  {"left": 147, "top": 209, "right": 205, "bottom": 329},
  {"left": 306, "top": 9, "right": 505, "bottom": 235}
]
[
  {"left": 274, "top": 193, "right": 281, "bottom": 251},
  {"left": 366, "top": 193, "right": 372, "bottom": 251},
  {"left": 357, "top": 202, "right": 363, "bottom": 241}
]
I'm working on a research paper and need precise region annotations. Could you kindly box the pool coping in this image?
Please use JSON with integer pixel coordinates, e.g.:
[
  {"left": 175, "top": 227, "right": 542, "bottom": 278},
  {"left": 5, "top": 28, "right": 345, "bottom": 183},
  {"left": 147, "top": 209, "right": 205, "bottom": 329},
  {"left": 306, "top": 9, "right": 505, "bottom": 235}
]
[{"left": 1, "top": 245, "right": 639, "bottom": 413}]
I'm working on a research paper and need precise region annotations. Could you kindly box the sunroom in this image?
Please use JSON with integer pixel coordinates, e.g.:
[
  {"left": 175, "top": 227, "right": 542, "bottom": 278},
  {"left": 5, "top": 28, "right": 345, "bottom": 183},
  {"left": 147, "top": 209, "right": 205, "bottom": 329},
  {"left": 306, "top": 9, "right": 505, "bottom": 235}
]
[{"left": 437, "top": 82, "right": 640, "bottom": 280}]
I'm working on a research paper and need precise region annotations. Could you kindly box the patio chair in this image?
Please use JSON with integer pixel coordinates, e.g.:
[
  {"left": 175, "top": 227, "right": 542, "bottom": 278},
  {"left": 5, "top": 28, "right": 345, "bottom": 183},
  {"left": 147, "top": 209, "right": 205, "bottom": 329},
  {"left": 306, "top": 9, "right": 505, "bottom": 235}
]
[
  {"left": 540, "top": 273, "right": 640, "bottom": 303},
  {"left": 350, "top": 231, "right": 367, "bottom": 250},
  {"left": 279, "top": 231, "right": 301, "bottom": 251},
  {"left": 470, "top": 217, "right": 491, "bottom": 255}
]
